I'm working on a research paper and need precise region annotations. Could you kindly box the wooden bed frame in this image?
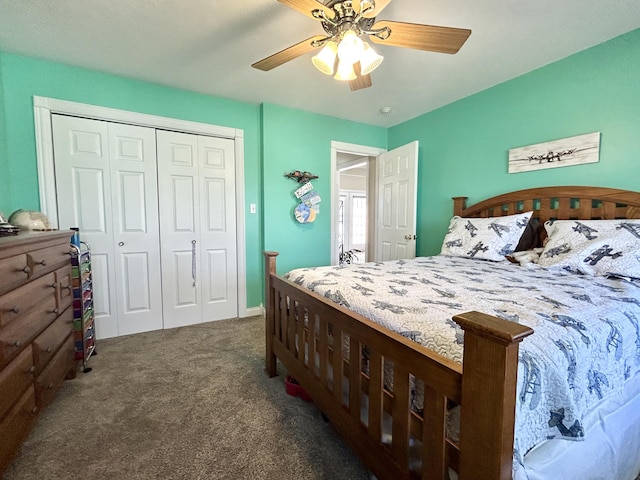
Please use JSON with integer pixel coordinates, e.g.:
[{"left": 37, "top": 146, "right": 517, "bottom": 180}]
[{"left": 263, "top": 186, "right": 640, "bottom": 480}]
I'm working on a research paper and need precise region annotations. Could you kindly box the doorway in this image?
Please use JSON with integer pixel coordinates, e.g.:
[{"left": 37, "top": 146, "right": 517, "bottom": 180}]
[
  {"left": 331, "top": 140, "right": 419, "bottom": 265},
  {"left": 337, "top": 155, "right": 370, "bottom": 264},
  {"left": 330, "top": 141, "right": 385, "bottom": 265}
]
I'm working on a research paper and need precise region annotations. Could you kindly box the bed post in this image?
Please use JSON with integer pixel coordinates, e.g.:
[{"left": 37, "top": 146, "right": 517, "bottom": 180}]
[
  {"left": 263, "top": 251, "right": 279, "bottom": 378},
  {"left": 453, "top": 311, "right": 534, "bottom": 480},
  {"left": 452, "top": 196, "right": 468, "bottom": 216}
]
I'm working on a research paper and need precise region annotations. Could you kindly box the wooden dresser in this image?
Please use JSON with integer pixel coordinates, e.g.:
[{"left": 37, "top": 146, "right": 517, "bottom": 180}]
[{"left": 0, "top": 231, "right": 76, "bottom": 473}]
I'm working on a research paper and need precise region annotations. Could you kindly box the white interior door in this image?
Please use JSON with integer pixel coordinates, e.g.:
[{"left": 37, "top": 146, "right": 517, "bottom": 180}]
[
  {"left": 375, "top": 141, "right": 419, "bottom": 261},
  {"left": 52, "top": 115, "right": 163, "bottom": 338},
  {"left": 157, "top": 130, "right": 238, "bottom": 328},
  {"left": 198, "top": 135, "right": 238, "bottom": 322},
  {"left": 108, "top": 122, "right": 163, "bottom": 336}
]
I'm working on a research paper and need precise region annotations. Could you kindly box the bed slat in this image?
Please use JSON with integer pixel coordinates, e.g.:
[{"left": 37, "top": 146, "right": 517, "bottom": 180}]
[
  {"left": 578, "top": 197, "right": 592, "bottom": 219},
  {"left": 391, "top": 362, "right": 411, "bottom": 468},
  {"left": 332, "top": 325, "right": 344, "bottom": 401},
  {"left": 349, "top": 337, "right": 362, "bottom": 421},
  {"left": 318, "top": 315, "right": 328, "bottom": 386},
  {"left": 368, "top": 349, "right": 383, "bottom": 442},
  {"left": 422, "top": 383, "right": 448, "bottom": 479}
]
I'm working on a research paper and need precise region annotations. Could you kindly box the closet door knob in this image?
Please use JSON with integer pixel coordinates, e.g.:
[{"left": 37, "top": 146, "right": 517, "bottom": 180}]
[{"left": 118, "top": 242, "right": 125, "bottom": 246}]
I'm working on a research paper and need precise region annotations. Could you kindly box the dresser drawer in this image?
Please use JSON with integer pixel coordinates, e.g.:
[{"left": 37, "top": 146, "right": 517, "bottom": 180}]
[
  {"left": 0, "top": 272, "right": 57, "bottom": 328},
  {"left": 33, "top": 307, "right": 73, "bottom": 374},
  {"left": 0, "top": 295, "right": 58, "bottom": 369},
  {"left": 0, "top": 345, "right": 34, "bottom": 422},
  {"left": 35, "top": 335, "right": 74, "bottom": 409},
  {"left": 0, "top": 385, "right": 37, "bottom": 473},
  {"left": 0, "top": 254, "right": 30, "bottom": 296},
  {"left": 55, "top": 265, "right": 73, "bottom": 313},
  {"left": 28, "top": 243, "right": 73, "bottom": 279}
]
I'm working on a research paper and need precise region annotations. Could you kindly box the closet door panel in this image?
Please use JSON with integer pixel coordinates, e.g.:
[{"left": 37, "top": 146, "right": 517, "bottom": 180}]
[
  {"left": 52, "top": 115, "right": 118, "bottom": 339},
  {"left": 53, "top": 116, "right": 162, "bottom": 338},
  {"left": 157, "top": 131, "right": 202, "bottom": 329},
  {"left": 171, "top": 176, "right": 197, "bottom": 232},
  {"left": 109, "top": 123, "right": 163, "bottom": 336},
  {"left": 206, "top": 248, "right": 228, "bottom": 302},
  {"left": 172, "top": 251, "right": 198, "bottom": 307},
  {"left": 72, "top": 168, "right": 108, "bottom": 232},
  {"left": 120, "top": 252, "right": 152, "bottom": 312},
  {"left": 90, "top": 253, "right": 111, "bottom": 320},
  {"left": 199, "top": 136, "right": 238, "bottom": 321}
]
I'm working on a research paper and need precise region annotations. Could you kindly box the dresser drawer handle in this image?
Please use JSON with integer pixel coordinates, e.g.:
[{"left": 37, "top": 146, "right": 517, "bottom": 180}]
[
  {"left": 46, "top": 346, "right": 53, "bottom": 353},
  {"left": 10, "top": 340, "right": 23, "bottom": 348},
  {"left": 47, "top": 383, "right": 54, "bottom": 389},
  {"left": 50, "top": 308, "right": 59, "bottom": 315},
  {"left": 50, "top": 282, "right": 58, "bottom": 289},
  {"left": 22, "top": 266, "right": 30, "bottom": 274},
  {"left": 36, "top": 259, "right": 47, "bottom": 266},
  {"left": 31, "top": 406, "right": 38, "bottom": 414},
  {"left": 10, "top": 306, "right": 20, "bottom": 314},
  {"left": 26, "top": 365, "right": 36, "bottom": 374}
]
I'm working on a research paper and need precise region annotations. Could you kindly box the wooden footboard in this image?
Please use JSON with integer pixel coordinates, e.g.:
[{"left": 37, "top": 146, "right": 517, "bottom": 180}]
[{"left": 264, "top": 252, "right": 533, "bottom": 480}]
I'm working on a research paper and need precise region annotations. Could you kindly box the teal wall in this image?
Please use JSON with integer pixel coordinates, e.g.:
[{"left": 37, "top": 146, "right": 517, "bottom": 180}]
[
  {"left": 389, "top": 28, "right": 640, "bottom": 256},
  {"left": 261, "top": 103, "right": 386, "bottom": 274},
  {"left": 0, "top": 55, "right": 8, "bottom": 211}
]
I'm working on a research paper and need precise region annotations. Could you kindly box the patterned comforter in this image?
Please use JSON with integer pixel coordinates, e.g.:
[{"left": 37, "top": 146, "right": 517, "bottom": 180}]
[{"left": 284, "top": 255, "right": 640, "bottom": 461}]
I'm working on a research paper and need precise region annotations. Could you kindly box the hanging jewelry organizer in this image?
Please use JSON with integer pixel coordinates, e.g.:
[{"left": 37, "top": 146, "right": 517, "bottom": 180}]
[{"left": 285, "top": 170, "right": 321, "bottom": 224}]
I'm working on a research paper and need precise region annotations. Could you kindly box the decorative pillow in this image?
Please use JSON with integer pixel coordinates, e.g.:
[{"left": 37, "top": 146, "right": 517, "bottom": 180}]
[
  {"left": 514, "top": 217, "right": 542, "bottom": 252},
  {"left": 537, "top": 219, "right": 640, "bottom": 278},
  {"left": 440, "top": 211, "right": 533, "bottom": 261}
]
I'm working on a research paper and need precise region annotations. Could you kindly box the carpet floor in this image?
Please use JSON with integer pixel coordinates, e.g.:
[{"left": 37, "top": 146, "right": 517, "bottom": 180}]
[{"left": 4, "top": 316, "right": 369, "bottom": 480}]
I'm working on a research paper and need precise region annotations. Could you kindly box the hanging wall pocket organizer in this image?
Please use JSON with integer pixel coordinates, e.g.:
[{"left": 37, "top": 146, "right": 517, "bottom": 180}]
[{"left": 285, "top": 170, "right": 321, "bottom": 224}]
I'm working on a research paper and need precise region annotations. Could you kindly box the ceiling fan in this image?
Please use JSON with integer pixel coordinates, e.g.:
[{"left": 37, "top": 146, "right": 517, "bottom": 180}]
[{"left": 252, "top": 0, "right": 471, "bottom": 91}]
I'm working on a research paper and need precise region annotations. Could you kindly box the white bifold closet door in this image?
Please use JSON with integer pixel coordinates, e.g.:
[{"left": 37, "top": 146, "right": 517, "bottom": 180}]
[
  {"left": 52, "top": 115, "right": 163, "bottom": 338},
  {"left": 156, "top": 130, "right": 238, "bottom": 328}
]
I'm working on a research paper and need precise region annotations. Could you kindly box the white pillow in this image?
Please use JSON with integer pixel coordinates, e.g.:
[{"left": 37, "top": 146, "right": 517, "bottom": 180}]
[
  {"left": 537, "top": 219, "right": 640, "bottom": 278},
  {"left": 440, "top": 212, "right": 533, "bottom": 262}
]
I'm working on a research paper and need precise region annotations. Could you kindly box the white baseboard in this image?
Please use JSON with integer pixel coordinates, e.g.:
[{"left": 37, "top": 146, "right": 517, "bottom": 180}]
[{"left": 243, "top": 305, "right": 264, "bottom": 317}]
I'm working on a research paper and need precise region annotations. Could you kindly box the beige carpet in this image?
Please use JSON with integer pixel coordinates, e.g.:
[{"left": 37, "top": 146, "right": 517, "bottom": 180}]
[{"left": 4, "top": 316, "right": 369, "bottom": 480}]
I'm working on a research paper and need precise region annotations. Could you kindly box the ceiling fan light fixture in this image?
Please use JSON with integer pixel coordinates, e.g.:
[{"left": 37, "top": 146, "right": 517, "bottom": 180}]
[
  {"left": 337, "top": 29, "right": 364, "bottom": 64},
  {"left": 359, "top": 42, "right": 383, "bottom": 75},
  {"left": 334, "top": 59, "right": 357, "bottom": 81},
  {"left": 312, "top": 41, "right": 338, "bottom": 75}
]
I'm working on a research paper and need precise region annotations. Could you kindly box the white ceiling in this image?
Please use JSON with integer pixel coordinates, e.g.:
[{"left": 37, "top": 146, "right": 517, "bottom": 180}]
[{"left": 1, "top": 0, "right": 639, "bottom": 127}]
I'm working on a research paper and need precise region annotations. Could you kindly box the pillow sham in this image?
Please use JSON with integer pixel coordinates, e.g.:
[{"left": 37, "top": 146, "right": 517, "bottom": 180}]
[
  {"left": 537, "top": 219, "right": 640, "bottom": 278},
  {"left": 514, "top": 217, "right": 542, "bottom": 252},
  {"left": 440, "top": 211, "right": 533, "bottom": 262}
]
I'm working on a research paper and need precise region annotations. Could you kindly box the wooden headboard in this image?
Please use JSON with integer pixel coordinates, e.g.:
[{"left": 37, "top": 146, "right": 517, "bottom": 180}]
[{"left": 453, "top": 186, "right": 640, "bottom": 224}]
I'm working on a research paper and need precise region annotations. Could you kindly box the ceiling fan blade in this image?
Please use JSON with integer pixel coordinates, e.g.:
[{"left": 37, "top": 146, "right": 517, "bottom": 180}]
[
  {"left": 277, "top": 0, "right": 335, "bottom": 19},
  {"left": 252, "top": 35, "right": 326, "bottom": 71},
  {"left": 349, "top": 62, "right": 372, "bottom": 91},
  {"left": 370, "top": 21, "right": 471, "bottom": 54},
  {"left": 354, "top": 0, "right": 393, "bottom": 19}
]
